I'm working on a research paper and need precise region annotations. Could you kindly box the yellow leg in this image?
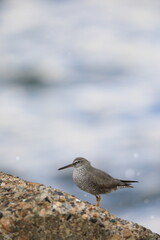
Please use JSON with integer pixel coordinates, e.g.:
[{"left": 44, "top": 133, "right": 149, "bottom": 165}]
[{"left": 96, "top": 195, "right": 101, "bottom": 207}]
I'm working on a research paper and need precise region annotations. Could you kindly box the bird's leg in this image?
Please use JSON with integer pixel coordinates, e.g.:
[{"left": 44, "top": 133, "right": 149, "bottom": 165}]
[{"left": 96, "top": 195, "right": 101, "bottom": 207}]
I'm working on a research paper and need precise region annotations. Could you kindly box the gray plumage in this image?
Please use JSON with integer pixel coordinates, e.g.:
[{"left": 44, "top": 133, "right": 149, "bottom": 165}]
[{"left": 58, "top": 157, "right": 138, "bottom": 207}]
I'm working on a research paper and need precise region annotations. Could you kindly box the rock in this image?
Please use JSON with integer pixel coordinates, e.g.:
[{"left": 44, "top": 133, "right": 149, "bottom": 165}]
[{"left": 0, "top": 172, "right": 159, "bottom": 240}]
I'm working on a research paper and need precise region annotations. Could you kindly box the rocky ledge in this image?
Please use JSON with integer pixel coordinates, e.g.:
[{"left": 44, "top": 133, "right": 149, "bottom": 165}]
[{"left": 0, "top": 172, "right": 159, "bottom": 240}]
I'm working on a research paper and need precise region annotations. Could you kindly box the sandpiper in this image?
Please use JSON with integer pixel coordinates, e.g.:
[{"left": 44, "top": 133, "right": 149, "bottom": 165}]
[{"left": 58, "top": 157, "right": 138, "bottom": 207}]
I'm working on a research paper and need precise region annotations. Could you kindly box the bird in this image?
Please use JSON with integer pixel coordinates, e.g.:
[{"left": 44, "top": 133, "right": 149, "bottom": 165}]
[{"left": 58, "top": 157, "right": 138, "bottom": 207}]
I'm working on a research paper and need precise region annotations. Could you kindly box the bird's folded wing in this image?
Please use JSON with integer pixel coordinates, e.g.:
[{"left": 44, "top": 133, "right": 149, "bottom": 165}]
[{"left": 89, "top": 167, "right": 120, "bottom": 189}]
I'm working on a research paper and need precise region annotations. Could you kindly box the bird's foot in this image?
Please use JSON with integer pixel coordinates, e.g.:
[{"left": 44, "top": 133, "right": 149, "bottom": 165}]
[{"left": 96, "top": 195, "right": 101, "bottom": 207}]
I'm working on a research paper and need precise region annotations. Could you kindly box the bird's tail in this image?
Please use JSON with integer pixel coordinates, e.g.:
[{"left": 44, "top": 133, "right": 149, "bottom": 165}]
[{"left": 120, "top": 180, "right": 138, "bottom": 188}]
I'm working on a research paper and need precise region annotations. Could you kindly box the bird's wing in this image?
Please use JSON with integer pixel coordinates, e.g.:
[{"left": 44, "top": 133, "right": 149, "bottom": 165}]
[{"left": 88, "top": 167, "right": 120, "bottom": 189}]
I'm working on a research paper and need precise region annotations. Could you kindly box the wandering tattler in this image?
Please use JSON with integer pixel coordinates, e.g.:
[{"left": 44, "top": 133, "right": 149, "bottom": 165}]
[{"left": 58, "top": 157, "right": 138, "bottom": 207}]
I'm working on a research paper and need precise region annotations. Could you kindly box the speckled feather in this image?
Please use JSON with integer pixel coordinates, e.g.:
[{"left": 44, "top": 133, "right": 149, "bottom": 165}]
[
  {"left": 59, "top": 157, "right": 138, "bottom": 197},
  {"left": 72, "top": 159, "right": 135, "bottom": 195}
]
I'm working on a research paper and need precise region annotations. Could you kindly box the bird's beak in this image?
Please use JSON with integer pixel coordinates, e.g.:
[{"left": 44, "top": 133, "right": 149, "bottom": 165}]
[{"left": 58, "top": 163, "right": 74, "bottom": 170}]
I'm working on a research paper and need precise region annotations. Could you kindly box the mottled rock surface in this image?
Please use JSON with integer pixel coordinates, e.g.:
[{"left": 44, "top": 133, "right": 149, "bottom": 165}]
[{"left": 0, "top": 172, "right": 159, "bottom": 240}]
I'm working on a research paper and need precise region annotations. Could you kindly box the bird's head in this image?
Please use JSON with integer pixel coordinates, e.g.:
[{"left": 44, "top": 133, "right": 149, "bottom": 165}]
[{"left": 58, "top": 157, "right": 91, "bottom": 170}]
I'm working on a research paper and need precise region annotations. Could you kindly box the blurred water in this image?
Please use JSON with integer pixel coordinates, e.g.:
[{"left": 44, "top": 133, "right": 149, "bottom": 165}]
[{"left": 0, "top": 0, "right": 160, "bottom": 234}]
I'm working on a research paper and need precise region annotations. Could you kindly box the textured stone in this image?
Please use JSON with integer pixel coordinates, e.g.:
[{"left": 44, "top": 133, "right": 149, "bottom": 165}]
[
  {"left": 122, "top": 228, "right": 132, "bottom": 238},
  {"left": 0, "top": 172, "right": 159, "bottom": 240}
]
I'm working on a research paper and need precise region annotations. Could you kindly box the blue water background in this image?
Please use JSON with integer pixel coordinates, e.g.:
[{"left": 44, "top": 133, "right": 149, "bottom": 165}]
[{"left": 0, "top": 0, "right": 160, "bottom": 234}]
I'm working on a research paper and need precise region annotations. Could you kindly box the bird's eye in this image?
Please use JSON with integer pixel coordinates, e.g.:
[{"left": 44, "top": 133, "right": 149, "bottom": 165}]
[{"left": 74, "top": 160, "right": 80, "bottom": 165}]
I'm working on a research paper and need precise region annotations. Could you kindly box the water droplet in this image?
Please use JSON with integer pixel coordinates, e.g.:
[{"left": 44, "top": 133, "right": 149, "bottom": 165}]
[
  {"left": 136, "top": 171, "right": 141, "bottom": 176},
  {"left": 125, "top": 169, "right": 135, "bottom": 178},
  {"left": 134, "top": 153, "right": 139, "bottom": 159}
]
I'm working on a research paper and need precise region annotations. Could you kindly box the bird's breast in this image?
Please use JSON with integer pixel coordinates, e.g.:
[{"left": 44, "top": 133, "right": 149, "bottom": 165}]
[{"left": 73, "top": 168, "right": 89, "bottom": 191}]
